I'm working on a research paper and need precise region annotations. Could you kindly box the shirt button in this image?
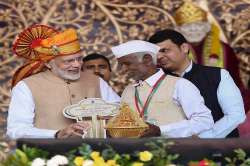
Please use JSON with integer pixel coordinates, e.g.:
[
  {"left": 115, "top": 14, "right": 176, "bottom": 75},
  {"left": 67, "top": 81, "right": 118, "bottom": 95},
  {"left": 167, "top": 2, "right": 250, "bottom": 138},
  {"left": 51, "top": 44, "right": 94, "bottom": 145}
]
[{"left": 71, "top": 94, "right": 75, "bottom": 98}]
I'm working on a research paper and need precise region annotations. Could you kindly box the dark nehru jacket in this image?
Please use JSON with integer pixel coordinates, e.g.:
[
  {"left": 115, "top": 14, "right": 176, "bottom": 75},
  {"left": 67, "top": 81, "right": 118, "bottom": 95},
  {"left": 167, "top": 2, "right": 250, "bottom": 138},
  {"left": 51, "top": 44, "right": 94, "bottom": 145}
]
[{"left": 183, "top": 63, "right": 239, "bottom": 137}]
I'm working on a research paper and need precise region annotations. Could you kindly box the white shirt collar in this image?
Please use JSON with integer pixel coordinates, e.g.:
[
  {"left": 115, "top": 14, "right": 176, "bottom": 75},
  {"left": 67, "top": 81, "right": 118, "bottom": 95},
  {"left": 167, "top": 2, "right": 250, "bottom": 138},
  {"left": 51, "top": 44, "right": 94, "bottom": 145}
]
[
  {"left": 133, "top": 68, "right": 165, "bottom": 87},
  {"left": 133, "top": 69, "right": 165, "bottom": 87},
  {"left": 180, "top": 61, "right": 193, "bottom": 77},
  {"left": 146, "top": 68, "right": 165, "bottom": 87}
]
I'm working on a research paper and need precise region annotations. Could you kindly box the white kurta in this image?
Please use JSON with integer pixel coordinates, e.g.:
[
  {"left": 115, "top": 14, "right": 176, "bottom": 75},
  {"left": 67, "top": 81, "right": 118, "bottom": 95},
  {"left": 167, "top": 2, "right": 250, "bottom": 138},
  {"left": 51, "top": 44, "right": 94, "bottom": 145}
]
[
  {"left": 181, "top": 62, "right": 245, "bottom": 138},
  {"left": 7, "top": 78, "right": 120, "bottom": 139},
  {"left": 124, "top": 69, "right": 214, "bottom": 137}
]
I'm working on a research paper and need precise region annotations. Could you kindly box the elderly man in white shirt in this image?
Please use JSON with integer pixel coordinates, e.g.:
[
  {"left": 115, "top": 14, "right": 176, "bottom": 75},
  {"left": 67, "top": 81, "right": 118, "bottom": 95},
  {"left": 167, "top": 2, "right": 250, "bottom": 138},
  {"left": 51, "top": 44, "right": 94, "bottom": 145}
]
[
  {"left": 7, "top": 25, "right": 120, "bottom": 139},
  {"left": 111, "top": 40, "right": 214, "bottom": 137}
]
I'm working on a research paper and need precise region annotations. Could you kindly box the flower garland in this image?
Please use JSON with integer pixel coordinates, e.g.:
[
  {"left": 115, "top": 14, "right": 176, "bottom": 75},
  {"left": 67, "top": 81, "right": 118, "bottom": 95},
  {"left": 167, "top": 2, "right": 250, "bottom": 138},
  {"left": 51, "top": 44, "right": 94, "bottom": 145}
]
[{"left": 0, "top": 140, "right": 178, "bottom": 166}]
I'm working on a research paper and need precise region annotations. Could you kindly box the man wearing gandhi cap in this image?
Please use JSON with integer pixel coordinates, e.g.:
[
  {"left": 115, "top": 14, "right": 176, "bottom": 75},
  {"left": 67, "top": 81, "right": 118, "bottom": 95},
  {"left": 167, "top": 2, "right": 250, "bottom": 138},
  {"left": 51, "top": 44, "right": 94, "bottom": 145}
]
[
  {"left": 7, "top": 25, "right": 120, "bottom": 139},
  {"left": 111, "top": 40, "right": 214, "bottom": 137}
]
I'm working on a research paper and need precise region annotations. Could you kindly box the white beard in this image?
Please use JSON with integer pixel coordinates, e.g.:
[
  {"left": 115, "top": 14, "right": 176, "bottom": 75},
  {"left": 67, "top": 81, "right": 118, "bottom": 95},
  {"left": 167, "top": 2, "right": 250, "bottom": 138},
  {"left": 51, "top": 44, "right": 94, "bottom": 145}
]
[
  {"left": 55, "top": 67, "right": 81, "bottom": 81},
  {"left": 50, "top": 62, "right": 81, "bottom": 81},
  {"left": 183, "top": 31, "right": 208, "bottom": 43},
  {"left": 177, "top": 21, "right": 211, "bottom": 43}
]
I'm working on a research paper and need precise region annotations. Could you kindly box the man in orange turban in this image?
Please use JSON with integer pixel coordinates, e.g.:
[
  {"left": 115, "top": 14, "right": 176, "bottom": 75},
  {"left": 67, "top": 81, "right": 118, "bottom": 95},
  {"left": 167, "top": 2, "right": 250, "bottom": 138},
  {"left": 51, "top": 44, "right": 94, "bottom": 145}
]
[{"left": 7, "top": 25, "right": 120, "bottom": 139}]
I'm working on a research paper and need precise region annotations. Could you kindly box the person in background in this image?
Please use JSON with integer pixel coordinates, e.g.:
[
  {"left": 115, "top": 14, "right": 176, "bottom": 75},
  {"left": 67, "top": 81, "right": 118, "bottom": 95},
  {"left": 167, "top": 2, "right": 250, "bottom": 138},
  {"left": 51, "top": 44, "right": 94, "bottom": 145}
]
[
  {"left": 7, "top": 25, "right": 120, "bottom": 139},
  {"left": 111, "top": 40, "right": 214, "bottom": 138},
  {"left": 174, "top": 0, "right": 250, "bottom": 138},
  {"left": 148, "top": 29, "right": 245, "bottom": 138},
  {"left": 173, "top": 1, "right": 242, "bottom": 88},
  {"left": 82, "top": 53, "right": 111, "bottom": 82}
]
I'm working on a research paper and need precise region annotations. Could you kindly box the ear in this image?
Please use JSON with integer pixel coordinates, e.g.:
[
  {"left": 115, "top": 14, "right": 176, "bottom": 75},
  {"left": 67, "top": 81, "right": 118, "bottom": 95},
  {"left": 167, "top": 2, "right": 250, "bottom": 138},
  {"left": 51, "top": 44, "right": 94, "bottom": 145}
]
[
  {"left": 180, "top": 43, "right": 190, "bottom": 55},
  {"left": 142, "top": 54, "right": 154, "bottom": 65}
]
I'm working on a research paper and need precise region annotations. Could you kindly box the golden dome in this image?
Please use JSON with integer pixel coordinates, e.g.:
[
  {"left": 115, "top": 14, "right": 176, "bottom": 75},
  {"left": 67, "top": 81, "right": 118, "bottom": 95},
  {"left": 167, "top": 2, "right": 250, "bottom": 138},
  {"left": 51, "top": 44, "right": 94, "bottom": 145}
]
[
  {"left": 105, "top": 103, "right": 148, "bottom": 138},
  {"left": 174, "top": 1, "right": 207, "bottom": 25}
]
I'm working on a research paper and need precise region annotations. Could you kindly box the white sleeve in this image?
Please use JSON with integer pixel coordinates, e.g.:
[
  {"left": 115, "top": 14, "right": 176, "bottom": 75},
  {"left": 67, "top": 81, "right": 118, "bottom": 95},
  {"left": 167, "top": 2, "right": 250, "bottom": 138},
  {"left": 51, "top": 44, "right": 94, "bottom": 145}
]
[
  {"left": 7, "top": 81, "right": 57, "bottom": 139},
  {"left": 159, "top": 78, "right": 214, "bottom": 137},
  {"left": 199, "top": 69, "right": 246, "bottom": 138},
  {"left": 99, "top": 78, "right": 120, "bottom": 103}
]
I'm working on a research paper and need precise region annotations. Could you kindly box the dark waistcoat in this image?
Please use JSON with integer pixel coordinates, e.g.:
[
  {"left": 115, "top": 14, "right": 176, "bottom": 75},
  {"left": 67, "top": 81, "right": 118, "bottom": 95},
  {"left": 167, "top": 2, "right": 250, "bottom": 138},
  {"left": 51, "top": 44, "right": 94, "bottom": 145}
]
[{"left": 183, "top": 63, "right": 239, "bottom": 137}]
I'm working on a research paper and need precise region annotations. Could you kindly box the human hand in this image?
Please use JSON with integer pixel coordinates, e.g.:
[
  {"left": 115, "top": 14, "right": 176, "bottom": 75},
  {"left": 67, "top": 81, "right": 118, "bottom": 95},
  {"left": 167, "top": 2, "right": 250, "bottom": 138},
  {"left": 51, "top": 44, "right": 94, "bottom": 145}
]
[
  {"left": 140, "top": 122, "right": 161, "bottom": 137},
  {"left": 56, "top": 121, "right": 90, "bottom": 139}
]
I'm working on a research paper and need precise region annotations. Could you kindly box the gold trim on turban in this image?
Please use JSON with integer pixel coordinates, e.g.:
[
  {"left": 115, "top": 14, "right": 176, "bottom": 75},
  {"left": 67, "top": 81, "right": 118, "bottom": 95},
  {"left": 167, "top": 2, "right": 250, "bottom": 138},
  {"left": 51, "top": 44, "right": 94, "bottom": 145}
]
[
  {"left": 33, "top": 28, "right": 81, "bottom": 56},
  {"left": 12, "top": 25, "right": 81, "bottom": 88},
  {"left": 174, "top": 1, "right": 207, "bottom": 25}
]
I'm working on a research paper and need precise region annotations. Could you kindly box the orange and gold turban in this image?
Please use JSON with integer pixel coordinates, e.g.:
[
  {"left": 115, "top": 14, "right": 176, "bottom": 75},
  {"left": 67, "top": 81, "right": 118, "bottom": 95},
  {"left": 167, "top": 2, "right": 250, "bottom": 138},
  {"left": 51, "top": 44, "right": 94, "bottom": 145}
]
[
  {"left": 174, "top": 1, "right": 207, "bottom": 26},
  {"left": 12, "top": 24, "right": 81, "bottom": 88}
]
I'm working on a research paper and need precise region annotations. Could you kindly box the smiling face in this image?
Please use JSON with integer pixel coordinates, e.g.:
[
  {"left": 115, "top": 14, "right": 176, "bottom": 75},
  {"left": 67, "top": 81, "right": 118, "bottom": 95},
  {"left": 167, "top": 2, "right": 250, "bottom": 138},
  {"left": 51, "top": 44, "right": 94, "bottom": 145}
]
[
  {"left": 157, "top": 39, "right": 189, "bottom": 73},
  {"left": 49, "top": 53, "right": 83, "bottom": 81},
  {"left": 82, "top": 58, "right": 111, "bottom": 82}
]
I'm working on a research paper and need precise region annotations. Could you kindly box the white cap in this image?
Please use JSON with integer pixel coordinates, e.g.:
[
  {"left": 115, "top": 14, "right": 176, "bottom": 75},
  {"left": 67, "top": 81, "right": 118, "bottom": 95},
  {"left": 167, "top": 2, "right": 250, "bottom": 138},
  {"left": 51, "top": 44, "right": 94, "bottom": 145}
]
[{"left": 111, "top": 40, "right": 160, "bottom": 59}]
